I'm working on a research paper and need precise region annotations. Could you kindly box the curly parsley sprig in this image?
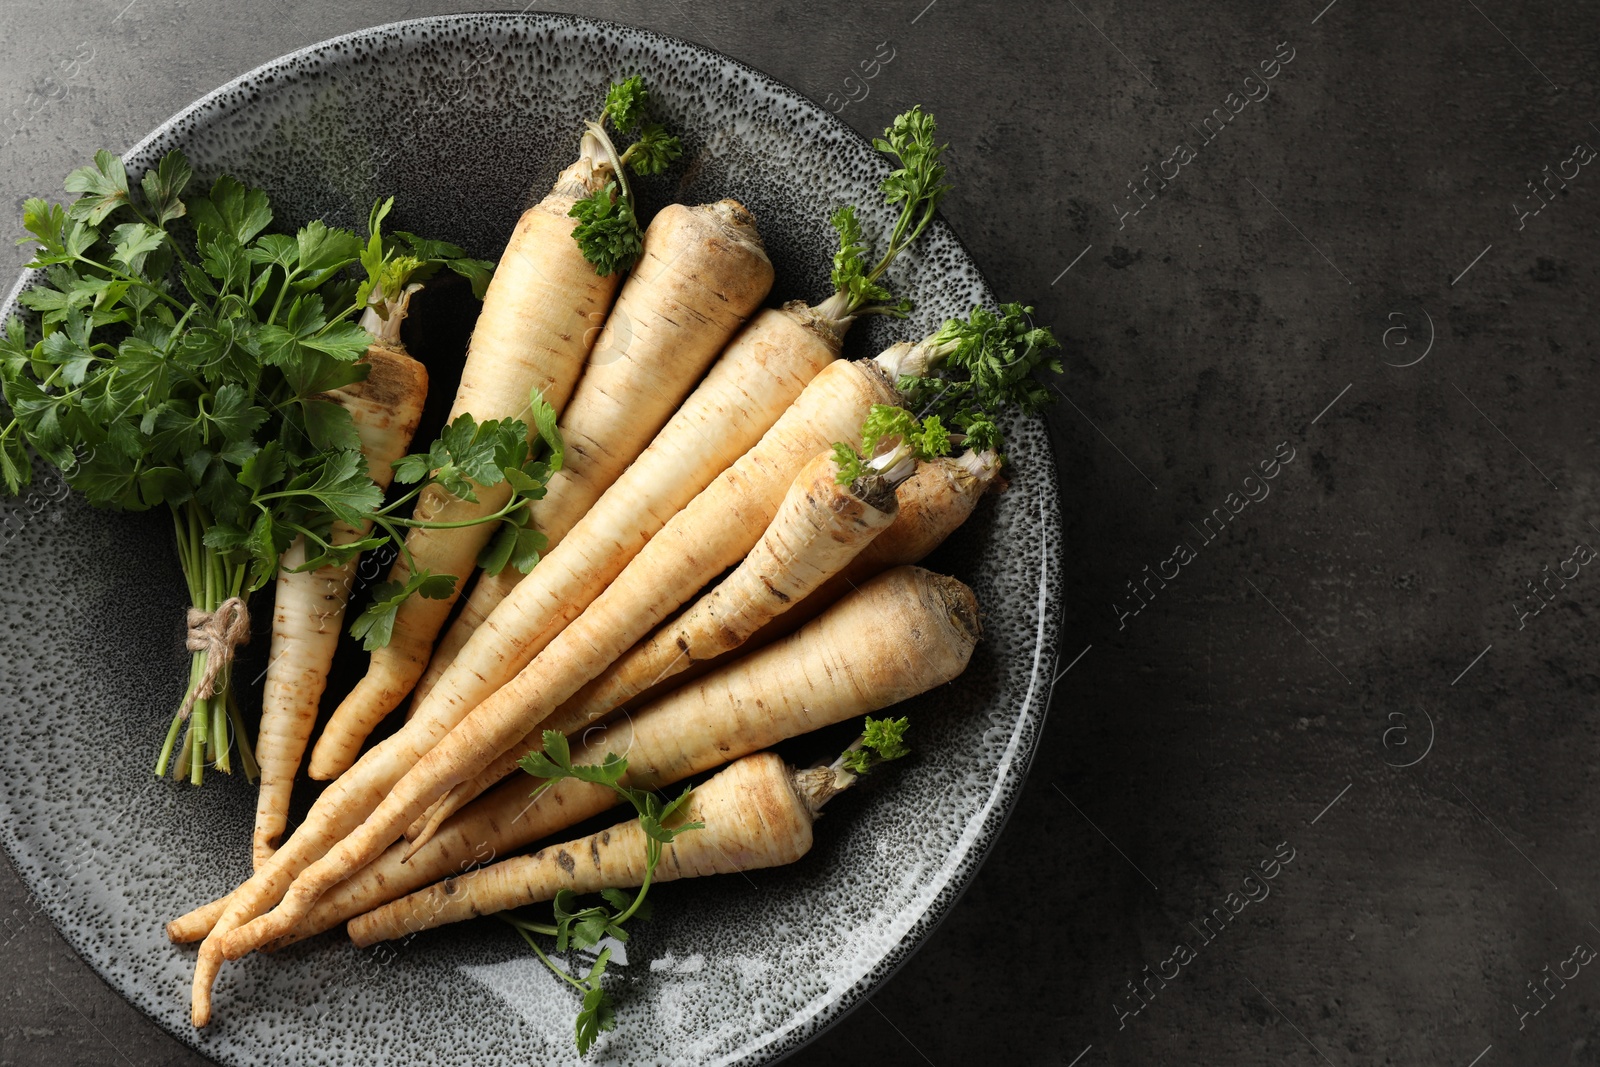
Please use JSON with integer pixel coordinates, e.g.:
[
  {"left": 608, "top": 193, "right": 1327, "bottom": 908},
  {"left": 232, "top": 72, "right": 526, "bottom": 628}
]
[
  {"left": 506, "top": 730, "right": 703, "bottom": 1055},
  {"left": 568, "top": 77, "right": 685, "bottom": 276},
  {"left": 895, "top": 303, "right": 1063, "bottom": 460},
  {"left": 816, "top": 106, "right": 951, "bottom": 323},
  {"left": 831, "top": 404, "right": 951, "bottom": 486},
  {"left": 838, "top": 715, "right": 911, "bottom": 776}
]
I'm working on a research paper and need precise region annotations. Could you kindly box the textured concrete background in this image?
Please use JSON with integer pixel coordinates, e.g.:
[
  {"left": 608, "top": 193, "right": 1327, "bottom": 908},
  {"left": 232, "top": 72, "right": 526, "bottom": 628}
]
[{"left": 2, "top": 1, "right": 1599, "bottom": 1065}]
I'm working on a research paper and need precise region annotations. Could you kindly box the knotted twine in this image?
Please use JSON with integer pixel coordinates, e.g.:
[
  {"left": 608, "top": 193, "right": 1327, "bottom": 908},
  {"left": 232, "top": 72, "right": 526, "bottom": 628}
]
[{"left": 178, "top": 596, "right": 251, "bottom": 719}]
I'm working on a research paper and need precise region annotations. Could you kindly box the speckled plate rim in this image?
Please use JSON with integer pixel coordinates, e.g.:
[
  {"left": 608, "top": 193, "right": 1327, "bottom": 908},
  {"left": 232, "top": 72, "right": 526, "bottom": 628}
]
[{"left": 0, "top": 12, "right": 1064, "bottom": 1065}]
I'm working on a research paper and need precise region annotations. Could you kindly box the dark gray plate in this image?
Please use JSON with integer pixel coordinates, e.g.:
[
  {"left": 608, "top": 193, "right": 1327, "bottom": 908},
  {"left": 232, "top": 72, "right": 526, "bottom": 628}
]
[{"left": 0, "top": 13, "right": 1061, "bottom": 1066}]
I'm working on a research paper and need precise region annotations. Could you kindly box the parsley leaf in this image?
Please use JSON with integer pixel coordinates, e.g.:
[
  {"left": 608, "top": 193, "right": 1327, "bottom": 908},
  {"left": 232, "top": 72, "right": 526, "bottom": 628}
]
[
  {"left": 603, "top": 76, "right": 650, "bottom": 131},
  {"left": 564, "top": 78, "right": 683, "bottom": 275},
  {"left": 827, "top": 205, "right": 890, "bottom": 310},
  {"left": 140, "top": 150, "right": 192, "bottom": 225},
  {"left": 831, "top": 441, "right": 868, "bottom": 487},
  {"left": 874, "top": 107, "right": 950, "bottom": 221},
  {"left": 188, "top": 173, "right": 273, "bottom": 245},
  {"left": 392, "top": 412, "right": 530, "bottom": 502},
  {"left": 478, "top": 506, "right": 549, "bottom": 576},
  {"left": 348, "top": 571, "right": 456, "bottom": 650},
  {"left": 208, "top": 383, "right": 268, "bottom": 443},
  {"left": 2, "top": 148, "right": 506, "bottom": 785},
  {"left": 620, "top": 121, "right": 682, "bottom": 176},
  {"left": 108, "top": 222, "right": 165, "bottom": 274},
  {"left": 62, "top": 150, "right": 129, "bottom": 226},
  {"left": 573, "top": 951, "right": 618, "bottom": 1055},
  {"left": 819, "top": 107, "right": 951, "bottom": 320},
  {"left": 390, "top": 230, "right": 496, "bottom": 301},
  {"left": 568, "top": 183, "right": 642, "bottom": 277}
]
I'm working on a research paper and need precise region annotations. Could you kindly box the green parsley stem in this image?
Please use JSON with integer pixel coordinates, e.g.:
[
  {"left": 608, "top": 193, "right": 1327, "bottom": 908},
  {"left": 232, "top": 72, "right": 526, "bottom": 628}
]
[
  {"left": 153, "top": 699, "right": 184, "bottom": 777},
  {"left": 157, "top": 498, "right": 253, "bottom": 785},
  {"left": 168, "top": 302, "right": 198, "bottom": 337},
  {"left": 384, "top": 505, "right": 522, "bottom": 531},
  {"left": 266, "top": 267, "right": 302, "bottom": 326},
  {"left": 69, "top": 253, "right": 187, "bottom": 313},
  {"left": 375, "top": 489, "right": 529, "bottom": 531},
  {"left": 126, "top": 200, "right": 199, "bottom": 273},
  {"left": 228, "top": 687, "right": 259, "bottom": 780},
  {"left": 513, "top": 924, "right": 590, "bottom": 993},
  {"left": 866, "top": 196, "right": 940, "bottom": 289},
  {"left": 607, "top": 845, "right": 657, "bottom": 926},
  {"left": 314, "top": 310, "right": 361, "bottom": 340},
  {"left": 501, "top": 913, "right": 560, "bottom": 939},
  {"left": 281, "top": 521, "right": 334, "bottom": 552},
  {"left": 367, "top": 481, "right": 425, "bottom": 516},
  {"left": 850, "top": 303, "right": 911, "bottom": 319}
]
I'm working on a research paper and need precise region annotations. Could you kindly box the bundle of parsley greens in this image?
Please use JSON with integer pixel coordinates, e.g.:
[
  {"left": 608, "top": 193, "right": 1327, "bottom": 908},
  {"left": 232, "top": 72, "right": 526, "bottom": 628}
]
[{"left": 0, "top": 149, "right": 558, "bottom": 785}]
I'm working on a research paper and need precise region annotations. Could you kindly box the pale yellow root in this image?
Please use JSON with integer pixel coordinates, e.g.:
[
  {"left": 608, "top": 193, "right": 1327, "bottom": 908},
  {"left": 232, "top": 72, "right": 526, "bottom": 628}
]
[
  {"left": 266, "top": 566, "right": 978, "bottom": 949},
  {"left": 350, "top": 751, "right": 816, "bottom": 945},
  {"left": 404, "top": 449, "right": 896, "bottom": 850},
  {"left": 220, "top": 357, "right": 898, "bottom": 965},
  {"left": 413, "top": 200, "right": 775, "bottom": 708},
  {"left": 252, "top": 345, "right": 428, "bottom": 869},
  {"left": 306, "top": 152, "right": 618, "bottom": 782}
]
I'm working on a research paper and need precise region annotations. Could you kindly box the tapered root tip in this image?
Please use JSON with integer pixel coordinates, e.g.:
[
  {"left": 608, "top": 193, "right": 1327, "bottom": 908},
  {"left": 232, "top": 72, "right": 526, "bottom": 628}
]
[
  {"left": 347, "top": 918, "right": 379, "bottom": 950},
  {"left": 309, "top": 675, "right": 405, "bottom": 779},
  {"left": 190, "top": 949, "right": 220, "bottom": 1027},
  {"left": 402, "top": 809, "right": 447, "bottom": 860}
]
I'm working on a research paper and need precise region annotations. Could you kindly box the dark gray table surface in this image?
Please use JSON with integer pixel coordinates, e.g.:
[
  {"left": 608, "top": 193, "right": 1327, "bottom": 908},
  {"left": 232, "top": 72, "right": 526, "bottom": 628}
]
[{"left": 3, "top": 2, "right": 1598, "bottom": 1064}]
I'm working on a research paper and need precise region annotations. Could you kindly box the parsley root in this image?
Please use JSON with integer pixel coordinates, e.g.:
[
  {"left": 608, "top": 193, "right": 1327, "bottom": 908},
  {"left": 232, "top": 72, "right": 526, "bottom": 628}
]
[
  {"left": 359, "top": 729, "right": 907, "bottom": 1057},
  {"left": 318, "top": 76, "right": 685, "bottom": 770},
  {"left": 311, "top": 138, "right": 620, "bottom": 777},
  {"left": 167, "top": 297, "right": 840, "bottom": 957},
  {"left": 183, "top": 306, "right": 1043, "bottom": 1021},
  {"left": 1, "top": 154, "right": 493, "bottom": 787},
  {"left": 211, "top": 303, "right": 1047, "bottom": 986},
  {"left": 702, "top": 448, "right": 1002, "bottom": 668},
  {"left": 252, "top": 330, "right": 428, "bottom": 868},
  {"left": 413, "top": 199, "right": 774, "bottom": 706},
  {"left": 265, "top": 566, "right": 975, "bottom": 950},
  {"left": 350, "top": 751, "right": 818, "bottom": 945}
]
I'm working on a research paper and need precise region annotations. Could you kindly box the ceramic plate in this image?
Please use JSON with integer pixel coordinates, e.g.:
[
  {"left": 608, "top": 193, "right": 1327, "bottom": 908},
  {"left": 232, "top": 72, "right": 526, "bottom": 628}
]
[{"left": 0, "top": 13, "right": 1061, "bottom": 1065}]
